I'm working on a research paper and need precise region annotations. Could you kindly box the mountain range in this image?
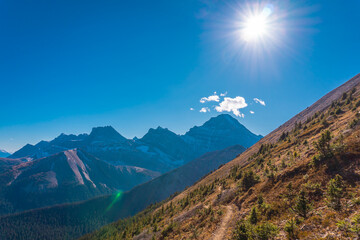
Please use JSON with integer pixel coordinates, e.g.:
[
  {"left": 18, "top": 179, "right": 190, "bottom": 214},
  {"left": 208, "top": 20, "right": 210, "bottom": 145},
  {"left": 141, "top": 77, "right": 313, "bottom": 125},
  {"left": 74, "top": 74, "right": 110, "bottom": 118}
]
[
  {"left": 0, "top": 114, "right": 261, "bottom": 215},
  {"left": 9, "top": 114, "right": 262, "bottom": 173}
]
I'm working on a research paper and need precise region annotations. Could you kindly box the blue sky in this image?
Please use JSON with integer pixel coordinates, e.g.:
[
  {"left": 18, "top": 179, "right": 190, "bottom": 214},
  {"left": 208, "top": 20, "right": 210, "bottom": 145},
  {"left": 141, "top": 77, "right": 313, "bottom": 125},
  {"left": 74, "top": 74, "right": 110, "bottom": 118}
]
[{"left": 1, "top": 0, "right": 360, "bottom": 153}]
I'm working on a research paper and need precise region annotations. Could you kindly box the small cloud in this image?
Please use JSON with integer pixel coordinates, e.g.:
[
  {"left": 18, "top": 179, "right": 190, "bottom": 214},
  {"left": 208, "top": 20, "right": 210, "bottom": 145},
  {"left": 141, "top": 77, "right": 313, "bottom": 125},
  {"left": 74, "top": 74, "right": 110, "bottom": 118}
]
[
  {"left": 200, "top": 107, "right": 210, "bottom": 113},
  {"left": 254, "top": 98, "right": 266, "bottom": 106},
  {"left": 250, "top": 111, "right": 255, "bottom": 114},
  {"left": 220, "top": 91, "right": 228, "bottom": 97},
  {"left": 200, "top": 93, "right": 220, "bottom": 103},
  {"left": 190, "top": 108, "right": 194, "bottom": 111},
  {"left": 215, "top": 96, "right": 247, "bottom": 117}
]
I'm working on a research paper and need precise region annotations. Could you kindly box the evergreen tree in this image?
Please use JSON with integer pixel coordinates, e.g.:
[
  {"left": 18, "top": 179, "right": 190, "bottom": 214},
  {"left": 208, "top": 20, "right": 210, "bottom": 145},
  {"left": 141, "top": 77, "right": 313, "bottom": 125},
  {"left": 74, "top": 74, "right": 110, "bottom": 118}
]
[
  {"left": 314, "top": 130, "right": 332, "bottom": 159},
  {"left": 326, "top": 175, "right": 345, "bottom": 210},
  {"left": 249, "top": 207, "right": 258, "bottom": 225},
  {"left": 294, "top": 190, "right": 311, "bottom": 218},
  {"left": 257, "top": 195, "right": 264, "bottom": 206}
]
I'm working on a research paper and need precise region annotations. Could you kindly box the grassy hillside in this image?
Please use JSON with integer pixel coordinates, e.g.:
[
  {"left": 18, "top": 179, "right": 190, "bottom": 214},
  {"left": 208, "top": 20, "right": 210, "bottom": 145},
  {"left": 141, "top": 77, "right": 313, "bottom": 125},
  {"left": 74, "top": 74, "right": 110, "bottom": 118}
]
[{"left": 81, "top": 74, "right": 360, "bottom": 239}]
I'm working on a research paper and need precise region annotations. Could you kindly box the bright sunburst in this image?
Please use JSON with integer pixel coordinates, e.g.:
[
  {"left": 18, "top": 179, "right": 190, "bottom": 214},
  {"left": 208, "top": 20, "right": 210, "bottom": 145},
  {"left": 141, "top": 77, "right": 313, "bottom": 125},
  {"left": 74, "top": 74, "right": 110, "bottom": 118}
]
[
  {"left": 242, "top": 15, "right": 268, "bottom": 41},
  {"left": 241, "top": 5, "right": 273, "bottom": 42}
]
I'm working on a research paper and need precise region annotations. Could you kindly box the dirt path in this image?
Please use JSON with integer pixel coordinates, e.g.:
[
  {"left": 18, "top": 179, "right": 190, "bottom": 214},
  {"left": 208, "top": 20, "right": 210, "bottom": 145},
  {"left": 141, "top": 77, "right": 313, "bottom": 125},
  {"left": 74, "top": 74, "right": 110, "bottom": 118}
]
[{"left": 212, "top": 205, "right": 235, "bottom": 240}]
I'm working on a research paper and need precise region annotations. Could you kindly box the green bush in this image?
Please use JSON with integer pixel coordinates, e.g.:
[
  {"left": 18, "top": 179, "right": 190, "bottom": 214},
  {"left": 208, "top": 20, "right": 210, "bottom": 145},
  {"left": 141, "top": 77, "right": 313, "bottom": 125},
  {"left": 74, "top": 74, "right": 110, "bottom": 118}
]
[
  {"left": 351, "top": 213, "right": 360, "bottom": 238},
  {"left": 254, "top": 222, "right": 279, "bottom": 240},
  {"left": 284, "top": 218, "right": 298, "bottom": 240},
  {"left": 161, "top": 222, "right": 176, "bottom": 238},
  {"left": 240, "top": 170, "right": 259, "bottom": 191},
  {"left": 232, "top": 220, "right": 278, "bottom": 240},
  {"left": 232, "top": 220, "right": 251, "bottom": 240}
]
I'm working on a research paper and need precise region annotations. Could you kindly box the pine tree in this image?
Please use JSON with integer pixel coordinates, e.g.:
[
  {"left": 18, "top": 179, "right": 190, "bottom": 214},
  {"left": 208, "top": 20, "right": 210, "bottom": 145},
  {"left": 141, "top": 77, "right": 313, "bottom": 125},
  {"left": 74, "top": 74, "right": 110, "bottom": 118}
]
[
  {"left": 249, "top": 207, "right": 258, "bottom": 225},
  {"left": 257, "top": 195, "right": 264, "bottom": 206},
  {"left": 294, "top": 190, "right": 311, "bottom": 218},
  {"left": 314, "top": 130, "right": 332, "bottom": 159},
  {"left": 326, "top": 174, "right": 345, "bottom": 210}
]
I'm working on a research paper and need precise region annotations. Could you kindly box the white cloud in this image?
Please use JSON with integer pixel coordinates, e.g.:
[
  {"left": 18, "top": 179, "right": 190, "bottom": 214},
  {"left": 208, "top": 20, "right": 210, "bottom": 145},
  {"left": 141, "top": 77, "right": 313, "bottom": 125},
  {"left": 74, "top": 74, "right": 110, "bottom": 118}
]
[
  {"left": 200, "top": 107, "right": 210, "bottom": 113},
  {"left": 250, "top": 111, "right": 255, "bottom": 114},
  {"left": 200, "top": 93, "right": 220, "bottom": 103},
  {"left": 215, "top": 96, "right": 247, "bottom": 117},
  {"left": 254, "top": 98, "right": 266, "bottom": 106},
  {"left": 190, "top": 108, "right": 194, "bottom": 111},
  {"left": 220, "top": 91, "right": 228, "bottom": 97}
]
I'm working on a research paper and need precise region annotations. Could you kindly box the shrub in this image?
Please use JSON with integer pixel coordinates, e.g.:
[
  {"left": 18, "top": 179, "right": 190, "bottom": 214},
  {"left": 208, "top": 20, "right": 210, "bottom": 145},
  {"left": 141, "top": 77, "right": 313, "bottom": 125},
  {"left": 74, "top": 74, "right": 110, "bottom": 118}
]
[
  {"left": 304, "top": 182, "right": 323, "bottom": 200},
  {"left": 232, "top": 220, "right": 251, "bottom": 240},
  {"left": 254, "top": 222, "right": 279, "bottom": 240},
  {"left": 231, "top": 165, "right": 243, "bottom": 180},
  {"left": 263, "top": 204, "right": 278, "bottom": 220},
  {"left": 337, "top": 220, "right": 351, "bottom": 235},
  {"left": 349, "top": 118, "right": 359, "bottom": 128},
  {"left": 279, "top": 132, "right": 289, "bottom": 142},
  {"left": 310, "top": 155, "right": 321, "bottom": 169},
  {"left": 351, "top": 213, "right": 360, "bottom": 238},
  {"left": 326, "top": 175, "right": 345, "bottom": 210},
  {"left": 257, "top": 195, "right": 264, "bottom": 206},
  {"left": 284, "top": 218, "right": 298, "bottom": 240},
  {"left": 335, "top": 107, "right": 343, "bottom": 115},
  {"left": 232, "top": 220, "right": 278, "bottom": 240},
  {"left": 321, "top": 119, "right": 329, "bottom": 127},
  {"left": 342, "top": 92, "right": 348, "bottom": 100},
  {"left": 241, "top": 170, "right": 259, "bottom": 191},
  {"left": 161, "top": 222, "right": 176, "bottom": 238},
  {"left": 356, "top": 100, "right": 360, "bottom": 108},
  {"left": 352, "top": 197, "right": 360, "bottom": 205}
]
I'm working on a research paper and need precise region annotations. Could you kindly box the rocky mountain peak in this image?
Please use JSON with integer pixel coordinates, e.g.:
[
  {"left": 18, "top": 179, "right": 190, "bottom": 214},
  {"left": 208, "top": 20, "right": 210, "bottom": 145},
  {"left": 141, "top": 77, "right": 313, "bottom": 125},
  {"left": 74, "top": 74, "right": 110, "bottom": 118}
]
[{"left": 88, "top": 126, "right": 127, "bottom": 143}]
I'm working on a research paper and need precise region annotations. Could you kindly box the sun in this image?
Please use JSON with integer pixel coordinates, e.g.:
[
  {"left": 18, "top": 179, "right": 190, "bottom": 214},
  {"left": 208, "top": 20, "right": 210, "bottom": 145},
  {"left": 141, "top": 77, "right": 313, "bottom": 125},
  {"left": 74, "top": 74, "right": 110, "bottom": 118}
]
[
  {"left": 240, "top": 5, "right": 273, "bottom": 42},
  {"left": 242, "top": 15, "right": 268, "bottom": 41}
]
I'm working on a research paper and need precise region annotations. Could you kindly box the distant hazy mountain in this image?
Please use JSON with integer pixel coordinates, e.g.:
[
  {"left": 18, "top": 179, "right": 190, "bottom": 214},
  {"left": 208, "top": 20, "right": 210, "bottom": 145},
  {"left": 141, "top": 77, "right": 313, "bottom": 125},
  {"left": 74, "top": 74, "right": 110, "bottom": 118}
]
[
  {"left": 9, "top": 114, "right": 262, "bottom": 173},
  {"left": 0, "top": 149, "right": 10, "bottom": 158},
  {"left": 0, "top": 149, "right": 159, "bottom": 215}
]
